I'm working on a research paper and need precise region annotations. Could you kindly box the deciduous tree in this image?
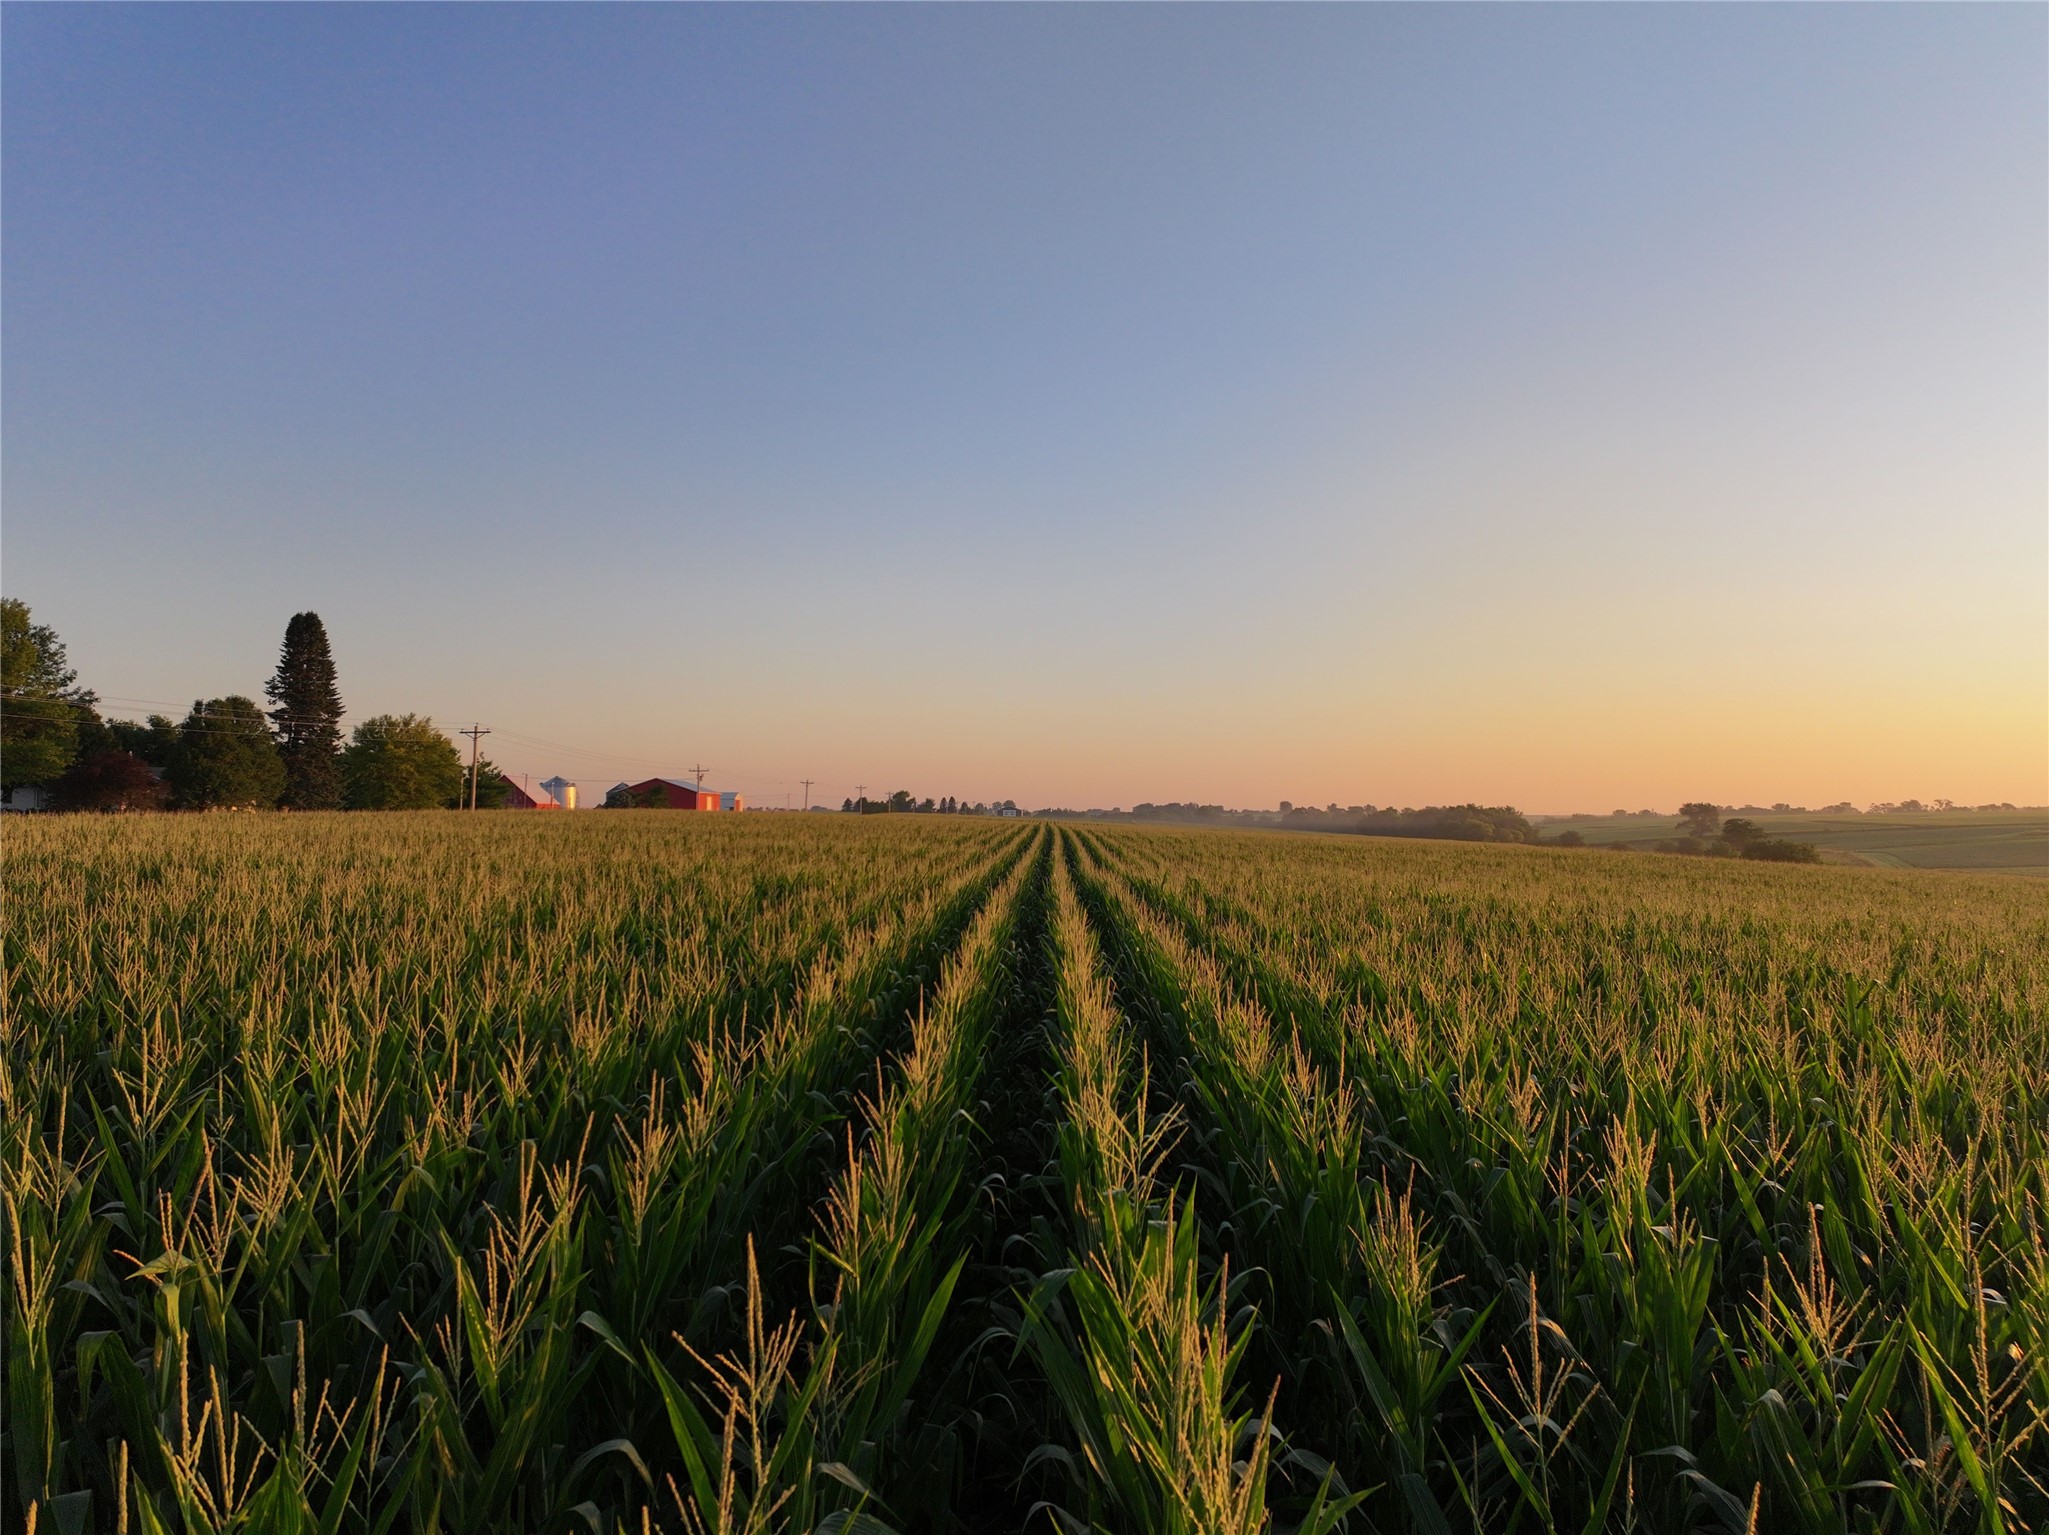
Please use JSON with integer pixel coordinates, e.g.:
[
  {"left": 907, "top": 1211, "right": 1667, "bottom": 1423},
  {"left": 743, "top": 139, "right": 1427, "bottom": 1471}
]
[
  {"left": 167, "top": 697, "right": 286, "bottom": 809},
  {"left": 1, "top": 598, "right": 85, "bottom": 792},
  {"left": 51, "top": 751, "right": 166, "bottom": 813},
  {"left": 110, "top": 715, "right": 182, "bottom": 768},
  {"left": 1677, "top": 801, "right": 1721, "bottom": 838},
  {"left": 341, "top": 714, "right": 463, "bottom": 810},
  {"left": 1718, "top": 817, "right": 1763, "bottom": 850}
]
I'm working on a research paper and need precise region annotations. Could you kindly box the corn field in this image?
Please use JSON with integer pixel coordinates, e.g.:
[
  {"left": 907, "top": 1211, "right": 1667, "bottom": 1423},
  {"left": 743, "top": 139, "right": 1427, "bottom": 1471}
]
[{"left": 5, "top": 813, "right": 2045, "bottom": 1533}]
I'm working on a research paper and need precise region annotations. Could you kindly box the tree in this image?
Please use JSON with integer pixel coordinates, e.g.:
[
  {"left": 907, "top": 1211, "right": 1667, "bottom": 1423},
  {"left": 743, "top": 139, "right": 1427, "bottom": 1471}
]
[
  {"left": 167, "top": 697, "right": 286, "bottom": 809},
  {"left": 842, "top": 797, "right": 855, "bottom": 813},
  {"left": 341, "top": 714, "right": 462, "bottom": 810},
  {"left": 462, "top": 758, "right": 513, "bottom": 809},
  {"left": 1718, "top": 817, "right": 1763, "bottom": 850},
  {"left": 51, "top": 751, "right": 166, "bottom": 813},
  {"left": 70, "top": 703, "right": 116, "bottom": 760},
  {"left": 266, "top": 613, "right": 345, "bottom": 809},
  {"left": 1424, "top": 805, "right": 1536, "bottom": 843},
  {"left": 1677, "top": 802, "right": 1721, "bottom": 838},
  {"left": 888, "top": 789, "right": 914, "bottom": 813},
  {"left": 2, "top": 598, "right": 85, "bottom": 791},
  {"left": 109, "top": 715, "right": 182, "bottom": 768}
]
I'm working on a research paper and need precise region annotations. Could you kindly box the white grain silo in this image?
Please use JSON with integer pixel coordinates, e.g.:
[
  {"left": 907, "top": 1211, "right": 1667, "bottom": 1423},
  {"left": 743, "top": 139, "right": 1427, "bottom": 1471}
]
[{"left": 541, "top": 776, "right": 577, "bottom": 811}]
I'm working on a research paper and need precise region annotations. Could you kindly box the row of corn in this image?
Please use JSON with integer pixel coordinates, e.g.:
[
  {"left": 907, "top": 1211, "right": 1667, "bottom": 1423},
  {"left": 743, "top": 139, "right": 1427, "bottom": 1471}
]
[
  {"left": 8, "top": 811, "right": 2044, "bottom": 1532},
  {"left": 1065, "top": 824, "right": 2045, "bottom": 1533},
  {"left": 5, "top": 814, "right": 1033, "bottom": 1533}
]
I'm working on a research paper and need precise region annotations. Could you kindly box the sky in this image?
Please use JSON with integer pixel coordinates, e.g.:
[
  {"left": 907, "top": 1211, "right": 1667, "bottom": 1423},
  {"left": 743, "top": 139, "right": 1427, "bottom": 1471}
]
[{"left": 5, "top": 4, "right": 2044, "bottom": 812}]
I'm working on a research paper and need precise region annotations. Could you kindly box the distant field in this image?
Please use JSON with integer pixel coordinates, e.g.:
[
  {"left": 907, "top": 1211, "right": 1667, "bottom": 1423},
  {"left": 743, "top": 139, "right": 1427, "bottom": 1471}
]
[{"left": 1543, "top": 806, "right": 2049, "bottom": 875}]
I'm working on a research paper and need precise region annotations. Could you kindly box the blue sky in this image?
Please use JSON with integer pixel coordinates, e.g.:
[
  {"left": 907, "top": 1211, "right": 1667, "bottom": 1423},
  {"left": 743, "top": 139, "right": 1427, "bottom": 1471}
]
[{"left": 5, "top": 4, "right": 2043, "bottom": 809}]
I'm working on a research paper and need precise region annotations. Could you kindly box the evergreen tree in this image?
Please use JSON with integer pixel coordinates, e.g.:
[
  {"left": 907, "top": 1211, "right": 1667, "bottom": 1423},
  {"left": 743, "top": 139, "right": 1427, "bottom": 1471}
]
[
  {"left": 167, "top": 697, "right": 286, "bottom": 809},
  {"left": 266, "top": 612, "right": 345, "bottom": 809}
]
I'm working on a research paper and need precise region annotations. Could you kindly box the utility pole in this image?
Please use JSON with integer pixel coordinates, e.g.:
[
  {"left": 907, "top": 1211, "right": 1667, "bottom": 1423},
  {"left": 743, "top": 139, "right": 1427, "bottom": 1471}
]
[
  {"left": 801, "top": 778, "right": 814, "bottom": 811},
  {"left": 689, "top": 762, "right": 710, "bottom": 789},
  {"left": 855, "top": 783, "right": 867, "bottom": 814},
  {"left": 460, "top": 725, "right": 491, "bottom": 810}
]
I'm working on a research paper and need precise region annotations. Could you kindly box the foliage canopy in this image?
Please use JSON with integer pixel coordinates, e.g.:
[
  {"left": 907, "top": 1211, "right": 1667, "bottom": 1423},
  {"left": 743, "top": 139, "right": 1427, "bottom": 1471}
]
[
  {"left": 341, "top": 712, "right": 463, "bottom": 809},
  {"left": 0, "top": 597, "right": 83, "bottom": 790}
]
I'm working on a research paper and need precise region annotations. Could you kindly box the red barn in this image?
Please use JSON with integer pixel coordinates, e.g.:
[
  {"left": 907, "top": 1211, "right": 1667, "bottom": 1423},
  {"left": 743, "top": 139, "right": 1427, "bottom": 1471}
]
[
  {"left": 502, "top": 779, "right": 559, "bottom": 810},
  {"left": 620, "top": 777, "right": 723, "bottom": 810}
]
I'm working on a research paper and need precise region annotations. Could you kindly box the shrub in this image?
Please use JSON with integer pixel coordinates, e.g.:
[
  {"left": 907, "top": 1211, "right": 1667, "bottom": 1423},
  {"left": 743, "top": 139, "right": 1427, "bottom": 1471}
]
[
  {"left": 49, "top": 750, "right": 166, "bottom": 812},
  {"left": 1743, "top": 837, "right": 1822, "bottom": 863}
]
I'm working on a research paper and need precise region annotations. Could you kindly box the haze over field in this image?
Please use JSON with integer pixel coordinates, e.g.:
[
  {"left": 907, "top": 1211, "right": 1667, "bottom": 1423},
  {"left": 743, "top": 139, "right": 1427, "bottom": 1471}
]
[{"left": 4, "top": 5, "right": 2043, "bottom": 811}]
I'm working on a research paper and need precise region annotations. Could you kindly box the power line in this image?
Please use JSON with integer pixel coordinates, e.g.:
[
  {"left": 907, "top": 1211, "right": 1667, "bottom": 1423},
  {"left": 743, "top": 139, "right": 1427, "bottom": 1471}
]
[
  {"left": 41, "top": 685, "right": 880, "bottom": 804},
  {"left": 51, "top": 689, "right": 803, "bottom": 786},
  {"left": 42, "top": 691, "right": 491, "bottom": 733},
  {"left": 86, "top": 707, "right": 463, "bottom": 741},
  {"left": 487, "top": 727, "right": 692, "bottom": 775}
]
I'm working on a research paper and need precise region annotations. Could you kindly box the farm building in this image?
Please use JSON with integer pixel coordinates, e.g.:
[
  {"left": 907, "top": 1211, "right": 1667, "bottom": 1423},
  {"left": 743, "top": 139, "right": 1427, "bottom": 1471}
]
[
  {"left": 613, "top": 777, "right": 727, "bottom": 810},
  {"left": 502, "top": 779, "right": 560, "bottom": 810},
  {"left": 722, "top": 791, "right": 745, "bottom": 811}
]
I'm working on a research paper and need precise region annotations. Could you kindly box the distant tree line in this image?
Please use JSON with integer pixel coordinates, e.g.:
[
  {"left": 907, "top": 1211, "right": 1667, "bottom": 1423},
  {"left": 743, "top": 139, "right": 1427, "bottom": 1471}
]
[
  {"left": 839, "top": 792, "right": 1015, "bottom": 815},
  {"left": 1275, "top": 802, "right": 1540, "bottom": 843},
  {"left": 1, "top": 599, "right": 498, "bottom": 813},
  {"left": 1549, "top": 798, "right": 2023, "bottom": 820},
  {"left": 1624, "top": 803, "right": 1821, "bottom": 862}
]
